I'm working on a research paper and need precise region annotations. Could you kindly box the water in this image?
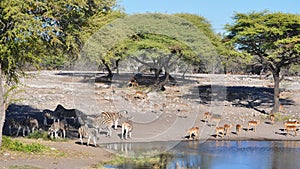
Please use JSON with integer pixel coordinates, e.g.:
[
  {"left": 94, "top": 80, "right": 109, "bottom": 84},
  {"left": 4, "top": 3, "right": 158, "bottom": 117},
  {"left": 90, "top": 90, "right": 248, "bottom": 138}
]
[{"left": 103, "top": 140, "right": 300, "bottom": 169}]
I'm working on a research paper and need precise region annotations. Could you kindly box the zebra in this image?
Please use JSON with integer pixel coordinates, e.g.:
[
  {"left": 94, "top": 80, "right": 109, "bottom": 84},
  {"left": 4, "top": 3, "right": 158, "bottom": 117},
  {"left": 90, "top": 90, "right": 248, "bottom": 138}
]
[
  {"left": 54, "top": 104, "right": 87, "bottom": 128},
  {"left": 48, "top": 120, "right": 67, "bottom": 139},
  {"left": 78, "top": 124, "right": 99, "bottom": 147},
  {"left": 28, "top": 116, "right": 39, "bottom": 133},
  {"left": 43, "top": 109, "right": 59, "bottom": 126},
  {"left": 6, "top": 116, "right": 39, "bottom": 137},
  {"left": 92, "top": 110, "right": 128, "bottom": 137},
  {"left": 6, "top": 117, "right": 29, "bottom": 136}
]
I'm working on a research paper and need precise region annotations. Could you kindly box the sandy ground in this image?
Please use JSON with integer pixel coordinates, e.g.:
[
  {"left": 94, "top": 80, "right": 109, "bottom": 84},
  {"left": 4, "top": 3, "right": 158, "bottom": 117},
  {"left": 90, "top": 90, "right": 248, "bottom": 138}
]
[{"left": 1, "top": 70, "right": 300, "bottom": 169}]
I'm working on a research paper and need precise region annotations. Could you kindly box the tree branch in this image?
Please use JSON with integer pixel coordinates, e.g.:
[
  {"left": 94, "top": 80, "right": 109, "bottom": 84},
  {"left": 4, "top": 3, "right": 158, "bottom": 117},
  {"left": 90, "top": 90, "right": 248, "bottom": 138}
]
[
  {"left": 279, "top": 75, "right": 284, "bottom": 82},
  {"left": 132, "top": 56, "right": 155, "bottom": 68}
]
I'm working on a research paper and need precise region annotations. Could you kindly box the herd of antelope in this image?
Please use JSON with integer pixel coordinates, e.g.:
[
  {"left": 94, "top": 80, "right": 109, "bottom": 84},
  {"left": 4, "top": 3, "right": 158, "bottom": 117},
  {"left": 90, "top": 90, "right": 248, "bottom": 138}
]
[
  {"left": 186, "top": 107, "right": 300, "bottom": 140},
  {"left": 4, "top": 75, "right": 298, "bottom": 147}
]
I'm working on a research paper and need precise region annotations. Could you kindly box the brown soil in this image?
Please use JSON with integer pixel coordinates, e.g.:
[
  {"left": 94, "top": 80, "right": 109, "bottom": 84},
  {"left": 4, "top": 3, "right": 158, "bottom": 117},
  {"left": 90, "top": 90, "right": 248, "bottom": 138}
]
[{"left": 1, "top": 71, "right": 300, "bottom": 169}]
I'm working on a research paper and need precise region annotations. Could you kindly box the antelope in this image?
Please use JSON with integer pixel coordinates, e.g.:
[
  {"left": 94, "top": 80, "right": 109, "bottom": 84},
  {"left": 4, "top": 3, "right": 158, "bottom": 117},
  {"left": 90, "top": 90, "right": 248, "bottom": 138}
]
[
  {"left": 285, "top": 125, "right": 297, "bottom": 136},
  {"left": 186, "top": 126, "right": 199, "bottom": 140},
  {"left": 215, "top": 126, "right": 225, "bottom": 138},
  {"left": 247, "top": 120, "right": 260, "bottom": 132},
  {"left": 203, "top": 112, "right": 211, "bottom": 123},
  {"left": 270, "top": 114, "right": 275, "bottom": 125},
  {"left": 209, "top": 114, "right": 222, "bottom": 127},
  {"left": 123, "top": 93, "right": 133, "bottom": 101},
  {"left": 236, "top": 124, "right": 243, "bottom": 136},
  {"left": 224, "top": 124, "right": 232, "bottom": 136},
  {"left": 279, "top": 104, "right": 286, "bottom": 113},
  {"left": 128, "top": 79, "right": 138, "bottom": 87},
  {"left": 177, "top": 109, "right": 189, "bottom": 118},
  {"left": 284, "top": 120, "right": 300, "bottom": 130},
  {"left": 133, "top": 91, "right": 148, "bottom": 100},
  {"left": 121, "top": 121, "right": 133, "bottom": 140}
]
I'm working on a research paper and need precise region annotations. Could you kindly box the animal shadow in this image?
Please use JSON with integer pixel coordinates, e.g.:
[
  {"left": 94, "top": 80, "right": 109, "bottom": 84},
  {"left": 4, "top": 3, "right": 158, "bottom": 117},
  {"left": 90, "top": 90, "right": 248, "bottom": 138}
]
[
  {"left": 74, "top": 141, "right": 98, "bottom": 147},
  {"left": 183, "top": 134, "right": 198, "bottom": 140},
  {"left": 265, "top": 122, "right": 273, "bottom": 125},
  {"left": 275, "top": 131, "right": 288, "bottom": 136},
  {"left": 243, "top": 128, "right": 249, "bottom": 132}
]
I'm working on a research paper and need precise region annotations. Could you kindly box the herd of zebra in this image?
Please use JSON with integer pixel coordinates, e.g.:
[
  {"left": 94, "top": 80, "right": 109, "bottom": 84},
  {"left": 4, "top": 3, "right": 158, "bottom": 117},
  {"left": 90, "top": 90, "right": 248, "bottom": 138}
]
[{"left": 5, "top": 104, "right": 133, "bottom": 147}]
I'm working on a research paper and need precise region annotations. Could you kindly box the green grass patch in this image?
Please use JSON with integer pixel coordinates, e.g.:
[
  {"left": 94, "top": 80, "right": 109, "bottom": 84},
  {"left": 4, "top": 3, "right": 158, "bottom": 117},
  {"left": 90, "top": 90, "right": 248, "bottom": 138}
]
[
  {"left": 1, "top": 136, "right": 48, "bottom": 153},
  {"left": 7, "top": 165, "right": 43, "bottom": 169},
  {"left": 274, "top": 113, "right": 293, "bottom": 122},
  {"left": 27, "top": 130, "right": 49, "bottom": 140},
  {"left": 95, "top": 153, "right": 173, "bottom": 169},
  {"left": 27, "top": 130, "right": 68, "bottom": 142}
]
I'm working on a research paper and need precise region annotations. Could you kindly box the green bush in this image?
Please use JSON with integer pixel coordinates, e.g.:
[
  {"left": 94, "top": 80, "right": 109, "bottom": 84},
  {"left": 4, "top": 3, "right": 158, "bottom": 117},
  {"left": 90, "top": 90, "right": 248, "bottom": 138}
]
[
  {"left": 97, "top": 153, "right": 173, "bottom": 169},
  {"left": 2, "top": 136, "right": 48, "bottom": 153},
  {"left": 27, "top": 130, "right": 49, "bottom": 140},
  {"left": 27, "top": 130, "right": 68, "bottom": 142}
]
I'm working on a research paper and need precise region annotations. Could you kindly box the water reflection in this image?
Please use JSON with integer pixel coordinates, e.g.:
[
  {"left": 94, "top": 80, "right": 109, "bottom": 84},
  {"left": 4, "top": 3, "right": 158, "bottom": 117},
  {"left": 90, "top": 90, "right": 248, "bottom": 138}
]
[
  {"left": 103, "top": 141, "right": 300, "bottom": 169},
  {"left": 102, "top": 141, "right": 180, "bottom": 157}
]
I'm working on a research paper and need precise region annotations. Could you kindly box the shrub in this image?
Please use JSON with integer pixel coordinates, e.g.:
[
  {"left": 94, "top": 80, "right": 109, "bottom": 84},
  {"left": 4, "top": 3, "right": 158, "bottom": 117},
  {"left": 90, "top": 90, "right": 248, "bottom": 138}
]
[
  {"left": 2, "top": 136, "right": 48, "bottom": 153},
  {"left": 27, "top": 130, "right": 49, "bottom": 140}
]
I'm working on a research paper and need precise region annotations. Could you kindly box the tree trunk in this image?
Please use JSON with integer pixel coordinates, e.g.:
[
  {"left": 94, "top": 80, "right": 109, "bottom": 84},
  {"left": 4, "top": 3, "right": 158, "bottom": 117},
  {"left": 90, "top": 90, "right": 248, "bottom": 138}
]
[
  {"left": 116, "top": 59, "right": 120, "bottom": 75},
  {"left": 271, "top": 72, "right": 281, "bottom": 114},
  {"left": 101, "top": 60, "right": 113, "bottom": 81},
  {"left": 0, "top": 67, "right": 5, "bottom": 147},
  {"left": 162, "top": 71, "right": 170, "bottom": 85},
  {"left": 152, "top": 68, "right": 162, "bottom": 85},
  {"left": 182, "top": 65, "right": 189, "bottom": 79}
]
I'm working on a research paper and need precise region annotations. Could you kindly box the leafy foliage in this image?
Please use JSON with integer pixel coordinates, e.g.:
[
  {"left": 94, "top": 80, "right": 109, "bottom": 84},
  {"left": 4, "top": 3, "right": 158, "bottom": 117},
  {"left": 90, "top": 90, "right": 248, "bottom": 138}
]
[
  {"left": 225, "top": 11, "right": 300, "bottom": 71},
  {"left": 224, "top": 11, "right": 300, "bottom": 113},
  {"left": 27, "top": 130, "right": 49, "bottom": 140},
  {"left": 80, "top": 13, "right": 221, "bottom": 74},
  {"left": 0, "top": 0, "right": 120, "bottom": 147},
  {"left": 1, "top": 136, "right": 48, "bottom": 153}
]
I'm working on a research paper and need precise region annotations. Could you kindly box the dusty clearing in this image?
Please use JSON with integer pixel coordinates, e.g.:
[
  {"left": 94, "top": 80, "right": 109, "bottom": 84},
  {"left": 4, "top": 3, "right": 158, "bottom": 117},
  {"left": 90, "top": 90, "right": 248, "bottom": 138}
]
[{"left": 1, "top": 71, "right": 300, "bottom": 169}]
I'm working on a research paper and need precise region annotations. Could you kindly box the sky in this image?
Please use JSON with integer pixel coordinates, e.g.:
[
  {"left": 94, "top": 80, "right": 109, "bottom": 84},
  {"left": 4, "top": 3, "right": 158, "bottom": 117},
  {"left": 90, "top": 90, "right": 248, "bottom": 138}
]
[{"left": 118, "top": 0, "right": 300, "bottom": 33}]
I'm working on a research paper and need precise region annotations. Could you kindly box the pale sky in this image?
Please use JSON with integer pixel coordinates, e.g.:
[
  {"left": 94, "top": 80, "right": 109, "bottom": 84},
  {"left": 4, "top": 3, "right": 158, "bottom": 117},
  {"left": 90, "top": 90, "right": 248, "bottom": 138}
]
[{"left": 119, "top": 0, "right": 300, "bottom": 33}]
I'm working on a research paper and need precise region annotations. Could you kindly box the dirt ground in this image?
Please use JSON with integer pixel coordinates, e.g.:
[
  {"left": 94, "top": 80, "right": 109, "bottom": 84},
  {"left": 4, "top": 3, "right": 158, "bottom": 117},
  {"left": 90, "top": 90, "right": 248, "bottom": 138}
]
[{"left": 1, "top": 70, "right": 300, "bottom": 169}]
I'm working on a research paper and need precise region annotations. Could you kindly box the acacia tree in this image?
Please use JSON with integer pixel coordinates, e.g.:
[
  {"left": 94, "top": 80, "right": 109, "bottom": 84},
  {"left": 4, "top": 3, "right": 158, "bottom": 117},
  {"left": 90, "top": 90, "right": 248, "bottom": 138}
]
[
  {"left": 0, "top": 0, "right": 118, "bottom": 147},
  {"left": 83, "top": 13, "right": 222, "bottom": 81},
  {"left": 79, "top": 11, "right": 126, "bottom": 77},
  {"left": 0, "top": 0, "right": 54, "bottom": 146},
  {"left": 224, "top": 11, "right": 300, "bottom": 114}
]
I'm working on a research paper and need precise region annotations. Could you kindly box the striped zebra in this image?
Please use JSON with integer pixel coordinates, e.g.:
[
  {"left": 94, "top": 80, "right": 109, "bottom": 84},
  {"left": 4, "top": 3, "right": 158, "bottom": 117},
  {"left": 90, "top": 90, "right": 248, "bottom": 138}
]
[
  {"left": 78, "top": 124, "right": 99, "bottom": 146},
  {"left": 6, "top": 116, "right": 39, "bottom": 136},
  {"left": 43, "top": 109, "right": 59, "bottom": 126},
  {"left": 6, "top": 117, "right": 29, "bottom": 136},
  {"left": 54, "top": 104, "right": 87, "bottom": 128},
  {"left": 48, "top": 120, "right": 67, "bottom": 139},
  {"left": 28, "top": 117, "right": 39, "bottom": 133},
  {"left": 92, "top": 110, "right": 128, "bottom": 137}
]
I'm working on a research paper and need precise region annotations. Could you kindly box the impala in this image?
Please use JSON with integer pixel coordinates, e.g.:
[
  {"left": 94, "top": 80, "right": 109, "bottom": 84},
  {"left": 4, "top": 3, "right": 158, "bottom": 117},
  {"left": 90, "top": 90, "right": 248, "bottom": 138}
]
[
  {"left": 224, "top": 124, "right": 232, "bottom": 136},
  {"left": 203, "top": 112, "right": 211, "bottom": 123},
  {"left": 270, "top": 114, "right": 275, "bottom": 125},
  {"left": 209, "top": 115, "right": 222, "bottom": 127},
  {"left": 247, "top": 120, "right": 260, "bottom": 132},
  {"left": 186, "top": 126, "right": 199, "bottom": 140},
  {"left": 285, "top": 125, "right": 297, "bottom": 136},
  {"left": 215, "top": 126, "right": 225, "bottom": 138},
  {"left": 236, "top": 124, "right": 243, "bottom": 136}
]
